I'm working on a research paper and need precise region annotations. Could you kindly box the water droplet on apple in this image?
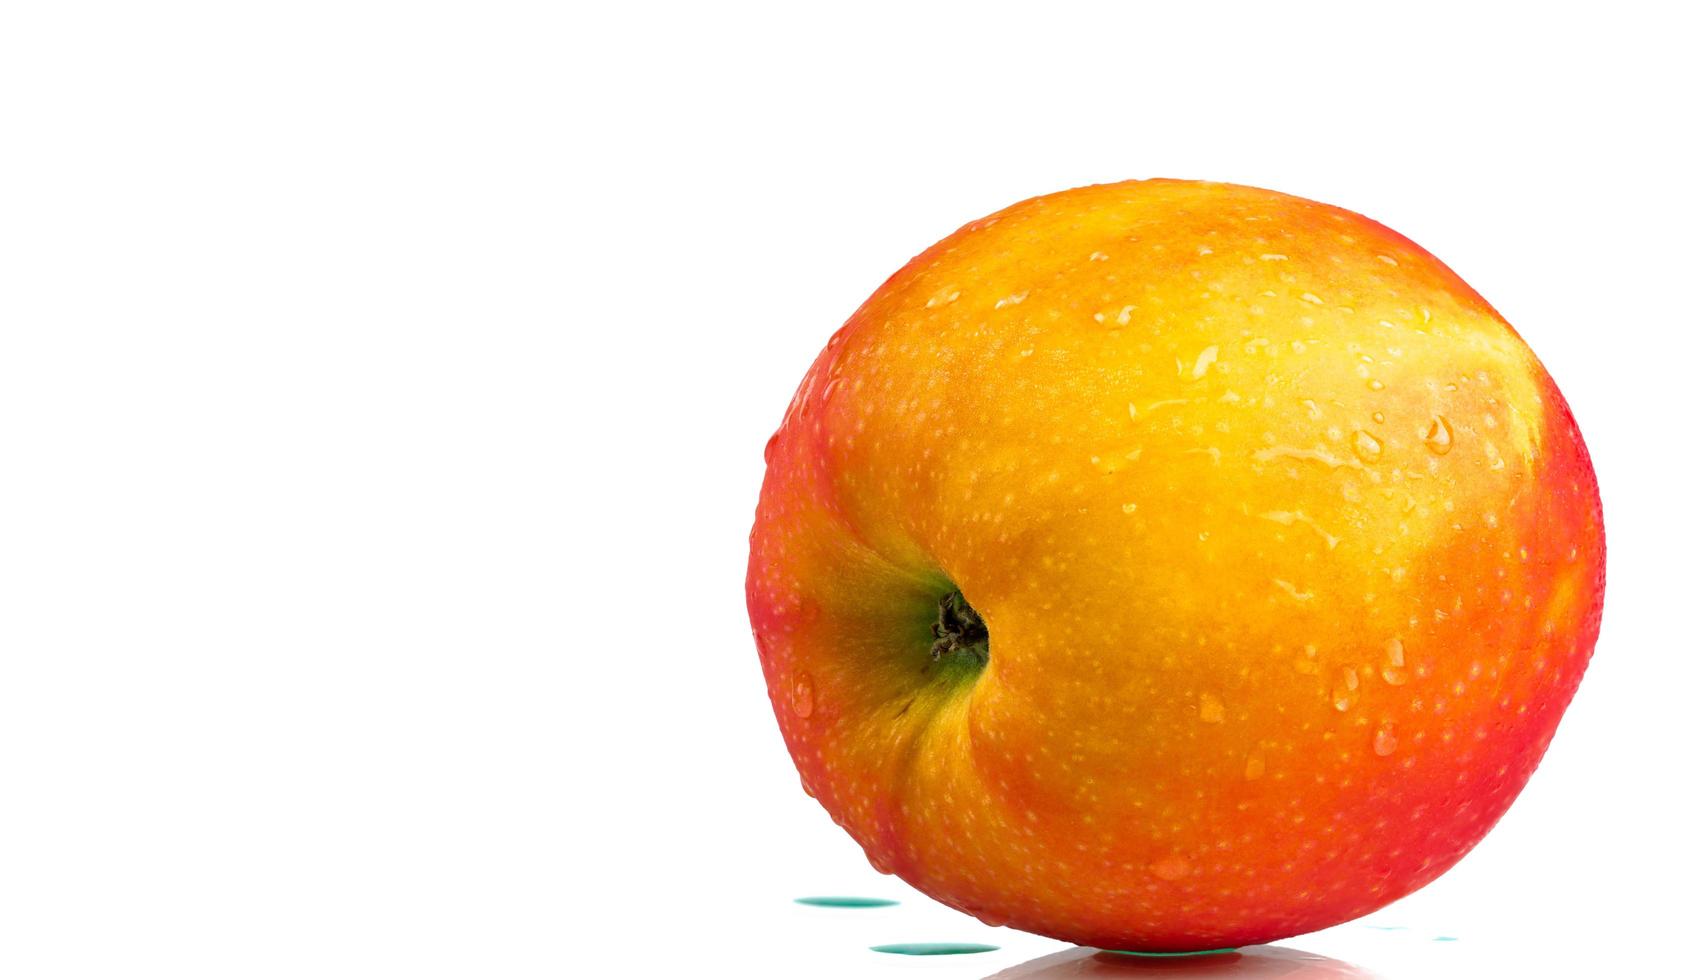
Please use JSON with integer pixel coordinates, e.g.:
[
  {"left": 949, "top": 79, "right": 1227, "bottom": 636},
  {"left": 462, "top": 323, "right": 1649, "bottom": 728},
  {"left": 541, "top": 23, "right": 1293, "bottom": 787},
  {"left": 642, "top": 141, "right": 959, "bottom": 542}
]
[
  {"left": 1423, "top": 415, "right": 1454, "bottom": 455},
  {"left": 1188, "top": 344, "right": 1219, "bottom": 380},
  {"left": 971, "top": 907, "right": 1009, "bottom": 928},
  {"left": 1151, "top": 855, "right": 1191, "bottom": 880},
  {"left": 1382, "top": 638, "right": 1409, "bottom": 685},
  {"left": 1350, "top": 430, "right": 1383, "bottom": 462},
  {"left": 792, "top": 673, "right": 815, "bottom": 718},
  {"left": 763, "top": 432, "right": 780, "bottom": 463},
  {"left": 1374, "top": 726, "right": 1399, "bottom": 756},
  {"left": 866, "top": 850, "right": 894, "bottom": 875},
  {"left": 1372, "top": 411, "right": 1386, "bottom": 424},
  {"left": 1332, "top": 670, "right": 1357, "bottom": 712}
]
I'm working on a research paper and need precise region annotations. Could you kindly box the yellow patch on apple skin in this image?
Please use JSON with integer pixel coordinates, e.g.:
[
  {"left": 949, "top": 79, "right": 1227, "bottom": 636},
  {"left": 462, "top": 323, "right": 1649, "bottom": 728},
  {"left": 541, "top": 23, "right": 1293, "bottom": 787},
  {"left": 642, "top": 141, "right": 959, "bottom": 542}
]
[{"left": 1412, "top": 309, "right": 1551, "bottom": 470}]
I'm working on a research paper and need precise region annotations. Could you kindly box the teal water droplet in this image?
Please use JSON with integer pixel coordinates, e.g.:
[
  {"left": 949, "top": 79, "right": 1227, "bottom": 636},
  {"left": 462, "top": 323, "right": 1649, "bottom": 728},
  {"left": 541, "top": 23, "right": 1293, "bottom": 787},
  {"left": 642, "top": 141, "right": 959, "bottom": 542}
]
[
  {"left": 1104, "top": 948, "right": 1238, "bottom": 958},
  {"left": 1434, "top": 936, "right": 1459, "bottom": 942},
  {"left": 871, "top": 943, "right": 1000, "bottom": 956},
  {"left": 794, "top": 896, "right": 898, "bottom": 908}
]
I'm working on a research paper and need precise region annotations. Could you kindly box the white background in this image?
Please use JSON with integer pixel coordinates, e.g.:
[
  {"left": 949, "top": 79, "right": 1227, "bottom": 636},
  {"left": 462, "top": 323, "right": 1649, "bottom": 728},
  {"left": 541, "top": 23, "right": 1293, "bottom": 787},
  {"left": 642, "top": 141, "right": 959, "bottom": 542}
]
[{"left": 2, "top": 3, "right": 1688, "bottom": 978}]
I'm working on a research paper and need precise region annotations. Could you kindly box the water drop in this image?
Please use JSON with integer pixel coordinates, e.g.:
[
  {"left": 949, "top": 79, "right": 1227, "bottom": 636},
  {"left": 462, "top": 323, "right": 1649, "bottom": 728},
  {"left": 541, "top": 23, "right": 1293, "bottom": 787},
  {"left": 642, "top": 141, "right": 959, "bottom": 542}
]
[
  {"left": 1368, "top": 379, "right": 1386, "bottom": 391},
  {"left": 1199, "top": 692, "right": 1226, "bottom": 724},
  {"left": 1372, "top": 411, "right": 1385, "bottom": 424},
  {"left": 763, "top": 431, "right": 780, "bottom": 463},
  {"left": 1350, "top": 430, "right": 1383, "bottom": 462},
  {"left": 1423, "top": 415, "right": 1453, "bottom": 455},
  {"left": 1190, "top": 344, "right": 1219, "bottom": 379},
  {"left": 1151, "top": 855, "right": 1191, "bottom": 880},
  {"left": 871, "top": 943, "right": 1000, "bottom": 956},
  {"left": 1374, "top": 726, "right": 1398, "bottom": 756},
  {"left": 792, "top": 673, "right": 815, "bottom": 718},
  {"left": 1332, "top": 668, "right": 1358, "bottom": 711},
  {"left": 1382, "top": 638, "right": 1408, "bottom": 685}
]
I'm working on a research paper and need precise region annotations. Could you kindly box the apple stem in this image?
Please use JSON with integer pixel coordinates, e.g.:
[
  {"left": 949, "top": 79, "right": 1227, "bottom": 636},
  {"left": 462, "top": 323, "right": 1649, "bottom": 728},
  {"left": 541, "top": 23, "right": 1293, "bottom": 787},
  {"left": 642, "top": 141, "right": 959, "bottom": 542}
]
[{"left": 930, "top": 590, "right": 989, "bottom": 665}]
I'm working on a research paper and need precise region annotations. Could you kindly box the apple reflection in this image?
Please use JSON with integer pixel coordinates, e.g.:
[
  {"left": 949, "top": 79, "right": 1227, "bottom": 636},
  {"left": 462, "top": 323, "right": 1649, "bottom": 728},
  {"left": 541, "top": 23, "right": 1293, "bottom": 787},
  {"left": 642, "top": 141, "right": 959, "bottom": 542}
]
[{"left": 982, "top": 944, "right": 1377, "bottom": 979}]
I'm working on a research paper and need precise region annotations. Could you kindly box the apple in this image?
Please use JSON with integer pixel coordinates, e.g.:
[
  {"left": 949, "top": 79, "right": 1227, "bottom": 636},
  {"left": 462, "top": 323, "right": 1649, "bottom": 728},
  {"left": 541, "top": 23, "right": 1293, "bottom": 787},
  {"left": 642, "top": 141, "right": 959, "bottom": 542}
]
[{"left": 745, "top": 180, "right": 1604, "bottom": 952}]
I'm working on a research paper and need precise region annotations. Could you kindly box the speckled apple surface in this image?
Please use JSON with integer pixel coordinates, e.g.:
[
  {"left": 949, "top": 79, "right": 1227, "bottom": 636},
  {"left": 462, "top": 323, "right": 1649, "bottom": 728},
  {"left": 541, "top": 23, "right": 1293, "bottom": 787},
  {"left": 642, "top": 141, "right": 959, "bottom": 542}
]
[{"left": 745, "top": 179, "right": 1604, "bottom": 952}]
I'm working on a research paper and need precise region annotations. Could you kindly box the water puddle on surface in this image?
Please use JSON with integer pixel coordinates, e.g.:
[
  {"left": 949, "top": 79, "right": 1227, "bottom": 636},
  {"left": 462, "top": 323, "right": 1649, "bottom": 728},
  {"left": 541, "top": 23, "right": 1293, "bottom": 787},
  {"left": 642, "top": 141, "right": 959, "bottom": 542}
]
[
  {"left": 870, "top": 942, "right": 1001, "bottom": 956},
  {"left": 793, "top": 896, "right": 899, "bottom": 908}
]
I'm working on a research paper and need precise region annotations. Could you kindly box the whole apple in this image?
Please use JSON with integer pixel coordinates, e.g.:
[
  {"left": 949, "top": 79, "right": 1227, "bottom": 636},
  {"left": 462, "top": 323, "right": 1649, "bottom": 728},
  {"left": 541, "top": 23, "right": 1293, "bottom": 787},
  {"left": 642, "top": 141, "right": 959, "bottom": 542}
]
[{"left": 746, "top": 180, "right": 1604, "bottom": 952}]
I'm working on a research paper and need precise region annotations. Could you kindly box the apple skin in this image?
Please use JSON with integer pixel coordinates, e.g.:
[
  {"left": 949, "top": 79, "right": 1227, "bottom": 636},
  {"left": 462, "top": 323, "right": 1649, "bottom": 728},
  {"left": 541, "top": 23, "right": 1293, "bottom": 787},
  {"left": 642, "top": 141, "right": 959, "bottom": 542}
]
[{"left": 746, "top": 180, "right": 1603, "bottom": 952}]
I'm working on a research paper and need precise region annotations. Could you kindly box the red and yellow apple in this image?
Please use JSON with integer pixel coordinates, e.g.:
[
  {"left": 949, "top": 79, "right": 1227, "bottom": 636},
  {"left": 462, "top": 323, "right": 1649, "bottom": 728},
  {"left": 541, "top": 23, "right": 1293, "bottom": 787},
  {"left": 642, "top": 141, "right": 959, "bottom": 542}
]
[{"left": 745, "top": 180, "right": 1604, "bottom": 951}]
